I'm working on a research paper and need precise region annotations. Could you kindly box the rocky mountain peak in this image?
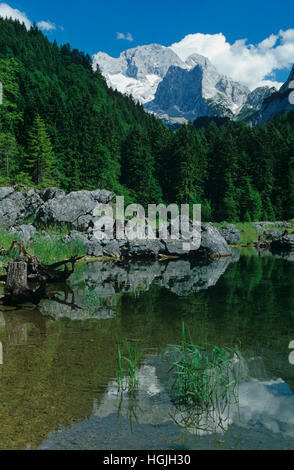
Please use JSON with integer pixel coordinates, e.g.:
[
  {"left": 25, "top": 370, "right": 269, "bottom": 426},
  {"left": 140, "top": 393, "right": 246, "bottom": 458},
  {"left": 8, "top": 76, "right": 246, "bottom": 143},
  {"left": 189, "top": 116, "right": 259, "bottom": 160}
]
[
  {"left": 248, "top": 66, "right": 294, "bottom": 125},
  {"left": 93, "top": 40, "right": 282, "bottom": 123}
]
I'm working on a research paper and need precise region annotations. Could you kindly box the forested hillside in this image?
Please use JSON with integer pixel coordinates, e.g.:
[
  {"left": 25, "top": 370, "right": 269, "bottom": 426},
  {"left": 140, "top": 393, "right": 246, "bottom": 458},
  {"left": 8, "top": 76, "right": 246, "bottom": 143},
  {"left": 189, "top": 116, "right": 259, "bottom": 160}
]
[{"left": 0, "top": 17, "right": 293, "bottom": 222}]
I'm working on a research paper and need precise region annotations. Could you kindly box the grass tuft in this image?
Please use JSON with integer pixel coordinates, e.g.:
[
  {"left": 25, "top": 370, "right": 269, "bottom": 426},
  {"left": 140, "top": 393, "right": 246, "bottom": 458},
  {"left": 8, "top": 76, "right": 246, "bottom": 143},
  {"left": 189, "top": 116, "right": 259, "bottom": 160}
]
[
  {"left": 116, "top": 338, "right": 144, "bottom": 395},
  {"left": 165, "top": 322, "right": 241, "bottom": 408}
]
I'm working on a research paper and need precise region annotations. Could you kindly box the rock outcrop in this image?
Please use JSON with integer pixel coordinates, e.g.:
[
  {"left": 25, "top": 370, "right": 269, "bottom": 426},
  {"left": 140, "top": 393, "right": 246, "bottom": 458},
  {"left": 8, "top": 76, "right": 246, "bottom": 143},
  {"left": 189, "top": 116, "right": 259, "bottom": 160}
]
[
  {"left": 0, "top": 186, "right": 232, "bottom": 260},
  {"left": 36, "top": 189, "right": 115, "bottom": 228}
]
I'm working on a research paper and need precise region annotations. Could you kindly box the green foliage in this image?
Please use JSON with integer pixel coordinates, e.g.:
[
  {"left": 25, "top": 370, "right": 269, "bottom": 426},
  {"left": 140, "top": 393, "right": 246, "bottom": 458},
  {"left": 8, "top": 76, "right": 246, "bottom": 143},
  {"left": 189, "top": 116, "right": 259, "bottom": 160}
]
[
  {"left": 0, "top": 17, "right": 293, "bottom": 221},
  {"left": 27, "top": 236, "right": 85, "bottom": 264},
  {"left": 0, "top": 227, "right": 19, "bottom": 250},
  {"left": 26, "top": 115, "right": 57, "bottom": 187}
]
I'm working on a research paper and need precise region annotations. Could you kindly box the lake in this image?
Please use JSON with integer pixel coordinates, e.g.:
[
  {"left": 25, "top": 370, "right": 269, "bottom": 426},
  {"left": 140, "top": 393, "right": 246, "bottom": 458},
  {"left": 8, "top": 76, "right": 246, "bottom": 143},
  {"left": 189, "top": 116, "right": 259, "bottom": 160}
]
[{"left": 0, "top": 248, "right": 294, "bottom": 450}]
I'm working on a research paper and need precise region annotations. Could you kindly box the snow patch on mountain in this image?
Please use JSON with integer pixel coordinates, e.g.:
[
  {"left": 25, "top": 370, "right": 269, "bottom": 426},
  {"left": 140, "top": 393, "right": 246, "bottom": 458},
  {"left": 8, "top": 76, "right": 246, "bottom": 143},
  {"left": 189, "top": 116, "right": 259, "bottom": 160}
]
[
  {"left": 93, "top": 44, "right": 185, "bottom": 103},
  {"left": 103, "top": 72, "right": 162, "bottom": 103}
]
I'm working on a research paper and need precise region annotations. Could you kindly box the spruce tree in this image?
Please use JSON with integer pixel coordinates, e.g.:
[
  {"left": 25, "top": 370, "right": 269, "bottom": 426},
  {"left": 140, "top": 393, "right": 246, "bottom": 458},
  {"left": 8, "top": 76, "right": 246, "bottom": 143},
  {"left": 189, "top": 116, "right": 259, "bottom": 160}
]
[{"left": 26, "top": 115, "right": 56, "bottom": 187}]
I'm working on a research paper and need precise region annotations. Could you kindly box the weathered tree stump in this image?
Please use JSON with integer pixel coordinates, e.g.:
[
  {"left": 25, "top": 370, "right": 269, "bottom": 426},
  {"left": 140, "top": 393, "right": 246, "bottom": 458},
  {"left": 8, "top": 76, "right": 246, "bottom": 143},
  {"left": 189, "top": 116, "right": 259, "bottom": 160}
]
[
  {"left": 1, "top": 240, "right": 83, "bottom": 306},
  {"left": 5, "top": 261, "right": 29, "bottom": 296},
  {"left": 254, "top": 235, "right": 270, "bottom": 250}
]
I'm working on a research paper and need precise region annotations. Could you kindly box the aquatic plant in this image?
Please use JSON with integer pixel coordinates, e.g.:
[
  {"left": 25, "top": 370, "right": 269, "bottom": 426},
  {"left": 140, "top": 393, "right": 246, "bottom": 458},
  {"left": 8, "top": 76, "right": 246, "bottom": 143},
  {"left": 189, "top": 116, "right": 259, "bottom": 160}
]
[
  {"left": 116, "top": 338, "right": 144, "bottom": 395},
  {"left": 116, "top": 341, "right": 125, "bottom": 392},
  {"left": 165, "top": 323, "right": 241, "bottom": 408}
]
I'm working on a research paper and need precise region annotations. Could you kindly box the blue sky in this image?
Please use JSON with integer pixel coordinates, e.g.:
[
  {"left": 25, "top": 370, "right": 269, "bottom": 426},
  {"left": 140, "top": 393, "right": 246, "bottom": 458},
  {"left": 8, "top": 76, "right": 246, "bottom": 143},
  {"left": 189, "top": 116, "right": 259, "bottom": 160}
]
[
  {"left": 1, "top": 1, "right": 294, "bottom": 87},
  {"left": 10, "top": 0, "right": 294, "bottom": 55}
]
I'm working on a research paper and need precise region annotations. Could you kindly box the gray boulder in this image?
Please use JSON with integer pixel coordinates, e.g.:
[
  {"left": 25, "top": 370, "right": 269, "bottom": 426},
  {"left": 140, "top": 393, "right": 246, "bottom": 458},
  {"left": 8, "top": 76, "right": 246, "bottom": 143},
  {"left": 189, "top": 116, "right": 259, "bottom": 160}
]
[
  {"left": 263, "top": 229, "right": 283, "bottom": 240},
  {"left": 41, "top": 187, "right": 66, "bottom": 202},
  {"left": 101, "top": 239, "right": 121, "bottom": 258},
  {"left": 0, "top": 187, "right": 14, "bottom": 199},
  {"left": 121, "top": 223, "right": 231, "bottom": 260},
  {"left": 162, "top": 239, "right": 193, "bottom": 257},
  {"left": 62, "top": 230, "right": 89, "bottom": 246},
  {"left": 36, "top": 189, "right": 115, "bottom": 228},
  {"left": 196, "top": 223, "right": 232, "bottom": 259},
  {"left": 86, "top": 239, "right": 103, "bottom": 257},
  {"left": 24, "top": 190, "right": 44, "bottom": 219},
  {"left": 91, "top": 189, "right": 116, "bottom": 204},
  {"left": 253, "top": 221, "right": 290, "bottom": 231},
  {"left": 0, "top": 191, "right": 26, "bottom": 227},
  {"left": 10, "top": 224, "right": 37, "bottom": 242},
  {"left": 218, "top": 224, "right": 240, "bottom": 245},
  {"left": 126, "top": 239, "right": 165, "bottom": 259}
]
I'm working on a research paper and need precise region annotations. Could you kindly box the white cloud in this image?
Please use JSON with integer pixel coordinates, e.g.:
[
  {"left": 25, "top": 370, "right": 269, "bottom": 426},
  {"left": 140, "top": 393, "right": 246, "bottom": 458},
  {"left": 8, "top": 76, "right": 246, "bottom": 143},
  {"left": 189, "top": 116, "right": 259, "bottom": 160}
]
[
  {"left": 0, "top": 2, "right": 32, "bottom": 29},
  {"left": 116, "top": 32, "right": 133, "bottom": 42},
  {"left": 0, "top": 3, "right": 58, "bottom": 33},
  {"left": 37, "top": 20, "right": 56, "bottom": 31},
  {"left": 170, "top": 31, "right": 294, "bottom": 90}
]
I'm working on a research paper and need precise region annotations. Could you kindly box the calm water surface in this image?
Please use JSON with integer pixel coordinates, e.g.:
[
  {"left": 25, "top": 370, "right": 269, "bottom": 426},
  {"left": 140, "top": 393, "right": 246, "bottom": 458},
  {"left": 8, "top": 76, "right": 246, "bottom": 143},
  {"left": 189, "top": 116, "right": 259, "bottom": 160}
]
[{"left": 0, "top": 249, "right": 294, "bottom": 450}]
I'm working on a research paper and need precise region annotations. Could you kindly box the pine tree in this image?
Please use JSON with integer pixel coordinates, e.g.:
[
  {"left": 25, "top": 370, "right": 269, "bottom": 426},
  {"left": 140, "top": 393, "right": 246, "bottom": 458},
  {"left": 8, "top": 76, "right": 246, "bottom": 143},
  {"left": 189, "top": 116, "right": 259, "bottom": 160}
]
[
  {"left": 26, "top": 115, "right": 56, "bottom": 187},
  {"left": 122, "top": 127, "right": 162, "bottom": 206},
  {"left": 0, "top": 132, "right": 19, "bottom": 182},
  {"left": 222, "top": 173, "right": 239, "bottom": 222},
  {"left": 172, "top": 123, "right": 206, "bottom": 205}
]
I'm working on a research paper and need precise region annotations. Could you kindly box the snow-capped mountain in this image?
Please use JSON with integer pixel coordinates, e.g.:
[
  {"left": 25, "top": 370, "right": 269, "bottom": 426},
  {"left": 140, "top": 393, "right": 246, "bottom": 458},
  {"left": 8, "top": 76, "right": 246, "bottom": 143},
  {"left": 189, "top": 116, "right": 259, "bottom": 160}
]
[
  {"left": 92, "top": 41, "right": 277, "bottom": 123},
  {"left": 249, "top": 66, "right": 294, "bottom": 125},
  {"left": 93, "top": 44, "right": 185, "bottom": 103},
  {"left": 144, "top": 53, "right": 250, "bottom": 121}
]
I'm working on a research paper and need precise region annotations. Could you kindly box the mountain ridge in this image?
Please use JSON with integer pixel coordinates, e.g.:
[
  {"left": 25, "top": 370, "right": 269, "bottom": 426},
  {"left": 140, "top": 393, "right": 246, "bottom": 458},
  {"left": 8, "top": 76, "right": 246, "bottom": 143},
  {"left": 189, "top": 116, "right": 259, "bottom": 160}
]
[{"left": 93, "top": 40, "right": 278, "bottom": 123}]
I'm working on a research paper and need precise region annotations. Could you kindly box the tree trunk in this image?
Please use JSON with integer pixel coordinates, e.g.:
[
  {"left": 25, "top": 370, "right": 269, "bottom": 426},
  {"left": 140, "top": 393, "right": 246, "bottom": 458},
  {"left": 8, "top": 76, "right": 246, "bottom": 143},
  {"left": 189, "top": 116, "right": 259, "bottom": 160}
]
[{"left": 5, "top": 261, "right": 29, "bottom": 296}]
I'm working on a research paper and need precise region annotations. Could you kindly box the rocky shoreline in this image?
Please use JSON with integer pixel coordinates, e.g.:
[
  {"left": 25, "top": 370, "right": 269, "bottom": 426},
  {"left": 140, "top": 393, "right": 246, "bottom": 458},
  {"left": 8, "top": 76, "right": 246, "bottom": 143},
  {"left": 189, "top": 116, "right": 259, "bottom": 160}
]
[{"left": 0, "top": 186, "right": 293, "bottom": 261}]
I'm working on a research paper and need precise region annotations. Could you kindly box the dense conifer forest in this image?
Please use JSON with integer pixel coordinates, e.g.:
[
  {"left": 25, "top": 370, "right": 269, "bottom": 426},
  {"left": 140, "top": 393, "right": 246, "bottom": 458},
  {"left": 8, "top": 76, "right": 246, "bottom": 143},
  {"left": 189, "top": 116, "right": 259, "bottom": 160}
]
[{"left": 0, "top": 17, "right": 294, "bottom": 222}]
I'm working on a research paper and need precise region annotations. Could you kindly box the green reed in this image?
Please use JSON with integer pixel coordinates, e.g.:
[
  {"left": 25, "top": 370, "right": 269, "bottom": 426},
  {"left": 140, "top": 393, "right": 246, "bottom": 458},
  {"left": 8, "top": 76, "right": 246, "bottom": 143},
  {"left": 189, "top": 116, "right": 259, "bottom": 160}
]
[
  {"left": 165, "top": 322, "right": 241, "bottom": 408},
  {"left": 116, "top": 339, "right": 144, "bottom": 394}
]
